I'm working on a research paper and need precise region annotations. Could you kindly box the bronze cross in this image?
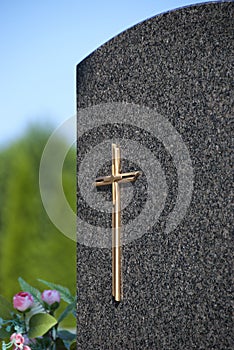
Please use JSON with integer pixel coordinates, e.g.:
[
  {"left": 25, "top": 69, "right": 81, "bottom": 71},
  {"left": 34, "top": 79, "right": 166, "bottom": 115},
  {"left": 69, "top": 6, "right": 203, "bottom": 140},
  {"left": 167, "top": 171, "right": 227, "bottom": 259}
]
[{"left": 94, "top": 144, "right": 140, "bottom": 302}]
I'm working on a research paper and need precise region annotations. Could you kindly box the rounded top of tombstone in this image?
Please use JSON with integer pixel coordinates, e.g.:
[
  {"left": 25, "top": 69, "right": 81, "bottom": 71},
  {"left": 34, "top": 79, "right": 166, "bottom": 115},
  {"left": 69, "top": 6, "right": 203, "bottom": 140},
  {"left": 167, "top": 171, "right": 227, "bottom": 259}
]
[{"left": 77, "top": 1, "right": 233, "bottom": 66}]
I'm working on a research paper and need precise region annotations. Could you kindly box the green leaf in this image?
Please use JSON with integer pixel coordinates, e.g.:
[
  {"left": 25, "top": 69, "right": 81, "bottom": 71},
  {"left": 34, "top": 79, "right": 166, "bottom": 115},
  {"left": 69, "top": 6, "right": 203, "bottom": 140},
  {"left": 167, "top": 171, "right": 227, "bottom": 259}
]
[
  {"left": 28, "top": 313, "right": 57, "bottom": 338},
  {"left": 37, "top": 279, "right": 75, "bottom": 304},
  {"left": 18, "top": 277, "right": 42, "bottom": 305},
  {"left": 57, "top": 301, "right": 76, "bottom": 323},
  {"left": 70, "top": 341, "right": 76, "bottom": 350},
  {"left": 57, "top": 330, "right": 76, "bottom": 342},
  {"left": 0, "top": 295, "right": 14, "bottom": 319}
]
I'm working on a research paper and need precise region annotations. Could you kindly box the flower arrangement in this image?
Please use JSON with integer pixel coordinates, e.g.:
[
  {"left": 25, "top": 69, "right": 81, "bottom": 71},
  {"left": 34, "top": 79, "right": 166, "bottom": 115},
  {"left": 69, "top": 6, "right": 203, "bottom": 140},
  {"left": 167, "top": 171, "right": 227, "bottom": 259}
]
[{"left": 0, "top": 278, "right": 76, "bottom": 350}]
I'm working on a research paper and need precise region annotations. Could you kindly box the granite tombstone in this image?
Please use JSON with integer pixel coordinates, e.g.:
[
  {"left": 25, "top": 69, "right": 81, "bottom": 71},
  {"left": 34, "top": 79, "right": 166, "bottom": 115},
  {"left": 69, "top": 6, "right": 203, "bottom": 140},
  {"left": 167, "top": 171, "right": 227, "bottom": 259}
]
[{"left": 77, "top": 2, "right": 233, "bottom": 349}]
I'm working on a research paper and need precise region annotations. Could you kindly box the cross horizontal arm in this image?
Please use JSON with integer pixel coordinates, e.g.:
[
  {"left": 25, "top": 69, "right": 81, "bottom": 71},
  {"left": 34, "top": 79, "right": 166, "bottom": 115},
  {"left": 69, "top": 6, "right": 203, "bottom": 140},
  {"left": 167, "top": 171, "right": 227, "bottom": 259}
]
[
  {"left": 94, "top": 174, "right": 121, "bottom": 186},
  {"left": 118, "top": 171, "right": 141, "bottom": 183},
  {"left": 94, "top": 171, "right": 141, "bottom": 187}
]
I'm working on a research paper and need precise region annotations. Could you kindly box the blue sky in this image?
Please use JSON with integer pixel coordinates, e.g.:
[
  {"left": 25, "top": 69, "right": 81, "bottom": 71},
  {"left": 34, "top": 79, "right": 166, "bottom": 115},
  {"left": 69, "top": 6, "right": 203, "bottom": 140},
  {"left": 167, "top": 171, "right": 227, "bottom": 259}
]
[{"left": 0, "top": 0, "right": 212, "bottom": 146}]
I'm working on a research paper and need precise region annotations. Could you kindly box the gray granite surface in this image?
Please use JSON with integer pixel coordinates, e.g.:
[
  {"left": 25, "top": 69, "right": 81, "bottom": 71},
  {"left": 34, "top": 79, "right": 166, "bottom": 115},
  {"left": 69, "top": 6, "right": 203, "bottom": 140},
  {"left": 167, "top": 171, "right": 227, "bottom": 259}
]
[{"left": 77, "top": 2, "right": 233, "bottom": 349}]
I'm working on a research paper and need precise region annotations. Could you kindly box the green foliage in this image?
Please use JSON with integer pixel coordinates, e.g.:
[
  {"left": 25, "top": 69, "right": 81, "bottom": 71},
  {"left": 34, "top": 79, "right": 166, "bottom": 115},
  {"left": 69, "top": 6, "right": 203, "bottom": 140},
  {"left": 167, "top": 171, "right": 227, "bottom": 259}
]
[
  {"left": 0, "top": 296, "right": 14, "bottom": 319},
  {"left": 0, "top": 295, "right": 15, "bottom": 340},
  {"left": 38, "top": 279, "right": 75, "bottom": 304},
  {"left": 57, "top": 330, "right": 76, "bottom": 342},
  {"left": 0, "top": 327, "right": 10, "bottom": 340},
  {"left": 0, "top": 126, "right": 76, "bottom": 328},
  {"left": 0, "top": 278, "right": 76, "bottom": 349},
  {"left": 28, "top": 313, "right": 57, "bottom": 338},
  {"left": 69, "top": 341, "right": 76, "bottom": 350},
  {"left": 57, "top": 301, "right": 76, "bottom": 323}
]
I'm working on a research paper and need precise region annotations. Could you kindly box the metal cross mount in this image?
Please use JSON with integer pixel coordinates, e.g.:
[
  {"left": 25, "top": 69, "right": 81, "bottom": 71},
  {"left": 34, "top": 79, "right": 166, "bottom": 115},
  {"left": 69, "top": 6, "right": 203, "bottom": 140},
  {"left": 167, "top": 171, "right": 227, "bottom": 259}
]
[{"left": 94, "top": 144, "right": 141, "bottom": 302}]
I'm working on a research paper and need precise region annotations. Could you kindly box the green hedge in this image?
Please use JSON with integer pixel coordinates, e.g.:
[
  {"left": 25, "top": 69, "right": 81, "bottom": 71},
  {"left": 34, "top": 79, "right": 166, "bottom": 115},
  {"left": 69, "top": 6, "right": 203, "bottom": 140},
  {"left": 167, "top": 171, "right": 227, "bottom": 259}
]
[{"left": 0, "top": 127, "right": 76, "bottom": 307}]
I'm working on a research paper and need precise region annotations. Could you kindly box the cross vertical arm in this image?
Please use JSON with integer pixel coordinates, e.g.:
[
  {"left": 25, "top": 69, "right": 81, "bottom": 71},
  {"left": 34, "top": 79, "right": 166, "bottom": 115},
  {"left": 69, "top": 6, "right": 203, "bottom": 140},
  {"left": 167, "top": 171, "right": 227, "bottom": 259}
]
[
  {"left": 112, "top": 144, "right": 121, "bottom": 302},
  {"left": 94, "top": 144, "right": 140, "bottom": 302}
]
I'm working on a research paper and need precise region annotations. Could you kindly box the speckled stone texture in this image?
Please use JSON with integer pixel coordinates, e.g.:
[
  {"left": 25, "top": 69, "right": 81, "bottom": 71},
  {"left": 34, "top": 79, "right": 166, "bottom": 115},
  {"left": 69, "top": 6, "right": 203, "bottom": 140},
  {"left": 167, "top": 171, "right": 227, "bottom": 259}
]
[{"left": 77, "top": 2, "right": 233, "bottom": 349}]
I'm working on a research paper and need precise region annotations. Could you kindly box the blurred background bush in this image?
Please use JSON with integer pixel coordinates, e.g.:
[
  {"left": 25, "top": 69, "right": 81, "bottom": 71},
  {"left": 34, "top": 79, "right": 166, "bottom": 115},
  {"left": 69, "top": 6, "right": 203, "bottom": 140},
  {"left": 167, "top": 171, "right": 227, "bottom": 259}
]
[{"left": 0, "top": 125, "right": 76, "bottom": 325}]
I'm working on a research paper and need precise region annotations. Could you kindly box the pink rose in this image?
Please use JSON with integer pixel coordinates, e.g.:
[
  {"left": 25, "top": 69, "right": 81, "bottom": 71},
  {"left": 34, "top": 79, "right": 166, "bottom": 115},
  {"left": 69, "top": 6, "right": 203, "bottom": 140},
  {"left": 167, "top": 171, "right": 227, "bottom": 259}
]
[
  {"left": 13, "top": 292, "right": 34, "bottom": 312},
  {"left": 41, "top": 290, "right": 60, "bottom": 305},
  {"left": 10, "top": 333, "right": 24, "bottom": 347},
  {"left": 10, "top": 333, "right": 31, "bottom": 350},
  {"left": 10, "top": 333, "right": 32, "bottom": 350}
]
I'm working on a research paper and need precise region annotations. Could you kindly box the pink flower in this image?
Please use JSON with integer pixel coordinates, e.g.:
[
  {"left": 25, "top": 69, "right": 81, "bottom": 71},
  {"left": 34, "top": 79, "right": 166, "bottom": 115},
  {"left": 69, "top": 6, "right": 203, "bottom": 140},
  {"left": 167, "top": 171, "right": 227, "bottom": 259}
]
[
  {"left": 10, "top": 333, "right": 24, "bottom": 348},
  {"left": 41, "top": 290, "right": 60, "bottom": 305},
  {"left": 13, "top": 292, "right": 34, "bottom": 312},
  {"left": 10, "top": 333, "right": 32, "bottom": 350}
]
